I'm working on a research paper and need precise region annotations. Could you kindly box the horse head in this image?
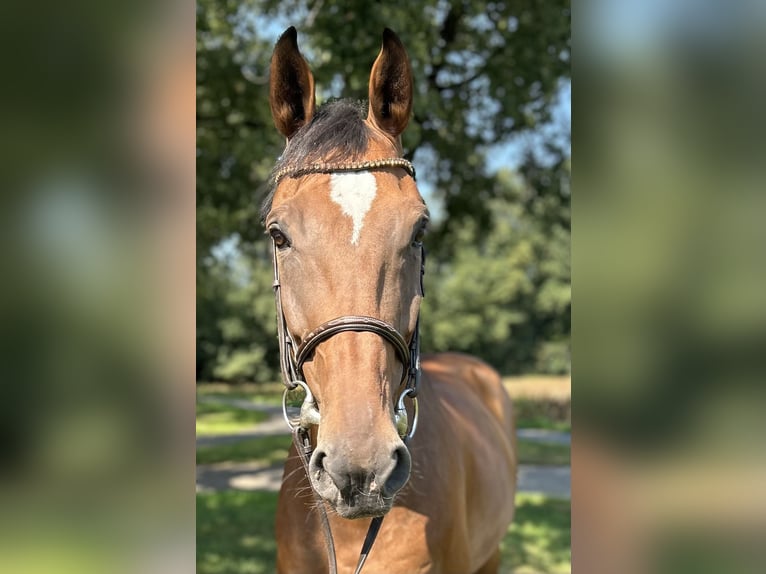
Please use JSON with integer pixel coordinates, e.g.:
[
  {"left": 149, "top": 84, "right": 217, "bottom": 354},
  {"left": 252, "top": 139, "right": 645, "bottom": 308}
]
[{"left": 265, "top": 27, "right": 427, "bottom": 519}]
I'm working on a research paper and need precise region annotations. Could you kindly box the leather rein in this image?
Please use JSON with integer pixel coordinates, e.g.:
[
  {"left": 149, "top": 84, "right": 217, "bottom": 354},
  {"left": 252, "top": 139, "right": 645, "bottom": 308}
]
[{"left": 270, "top": 157, "right": 422, "bottom": 574}]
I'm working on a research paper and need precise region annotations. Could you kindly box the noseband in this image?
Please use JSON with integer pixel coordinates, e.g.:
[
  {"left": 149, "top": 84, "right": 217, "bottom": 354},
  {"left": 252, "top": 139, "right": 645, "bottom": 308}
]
[{"left": 269, "top": 157, "right": 422, "bottom": 574}]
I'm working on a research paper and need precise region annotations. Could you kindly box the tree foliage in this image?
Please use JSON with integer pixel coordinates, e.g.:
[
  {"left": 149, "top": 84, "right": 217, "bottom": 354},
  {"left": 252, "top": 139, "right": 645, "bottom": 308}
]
[
  {"left": 197, "top": 0, "right": 571, "bottom": 381},
  {"left": 423, "top": 163, "right": 570, "bottom": 374}
]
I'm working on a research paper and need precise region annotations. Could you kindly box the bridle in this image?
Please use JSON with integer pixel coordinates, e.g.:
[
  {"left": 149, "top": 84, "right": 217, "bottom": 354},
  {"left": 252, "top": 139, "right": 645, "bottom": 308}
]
[
  {"left": 272, "top": 157, "right": 422, "bottom": 439},
  {"left": 269, "top": 157, "right": 423, "bottom": 574},
  {"left": 272, "top": 156, "right": 415, "bottom": 185}
]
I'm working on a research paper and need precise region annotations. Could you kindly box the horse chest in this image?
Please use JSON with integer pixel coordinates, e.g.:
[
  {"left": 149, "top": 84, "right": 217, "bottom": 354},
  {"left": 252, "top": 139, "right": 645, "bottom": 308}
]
[{"left": 275, "top": 497, "right": 452, "bottom": 574}]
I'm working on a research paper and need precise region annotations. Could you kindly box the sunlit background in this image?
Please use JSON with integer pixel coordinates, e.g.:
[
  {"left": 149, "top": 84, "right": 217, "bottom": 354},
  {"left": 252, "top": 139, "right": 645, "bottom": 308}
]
[
  {"left": 575, "top": 1, "right": 766, "bottom": 572},
  {"left": 0, "top": 0, "right": 194, "bottom": 572},
  {"left": 195, "top": 2, "right": 571, "bottom": 573},
  {"left": 2, "top": 0, "right": 764, "bottom": 572}
]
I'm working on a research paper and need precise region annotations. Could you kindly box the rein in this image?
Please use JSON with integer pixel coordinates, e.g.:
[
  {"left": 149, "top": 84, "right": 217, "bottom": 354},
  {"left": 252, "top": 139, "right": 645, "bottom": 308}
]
[{"left": 270, "top": 158, "right": 422, "bottom": 574}]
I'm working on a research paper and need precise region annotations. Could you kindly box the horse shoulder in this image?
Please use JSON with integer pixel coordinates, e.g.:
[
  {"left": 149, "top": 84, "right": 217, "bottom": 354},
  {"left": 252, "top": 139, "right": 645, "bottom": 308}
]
[{"left": 422, "top": 352, "right": 515, "bottom": 439}]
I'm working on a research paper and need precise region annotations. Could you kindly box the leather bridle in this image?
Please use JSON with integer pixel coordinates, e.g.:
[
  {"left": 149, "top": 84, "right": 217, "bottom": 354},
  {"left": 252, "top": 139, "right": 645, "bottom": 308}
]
[{"left": 269, "top": 157, "right": 423, "bottom": 574}]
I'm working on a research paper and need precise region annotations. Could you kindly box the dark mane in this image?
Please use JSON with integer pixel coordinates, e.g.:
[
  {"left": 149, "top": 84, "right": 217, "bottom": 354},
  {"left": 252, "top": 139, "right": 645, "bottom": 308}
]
[{"left": 261, "top": 99, "right": 370, "bottom": 221}]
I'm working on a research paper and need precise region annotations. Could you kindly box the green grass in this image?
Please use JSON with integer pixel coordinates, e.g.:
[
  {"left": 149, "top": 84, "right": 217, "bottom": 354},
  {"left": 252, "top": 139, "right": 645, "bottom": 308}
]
[
  {"left": 197, "top": 383, "right": 284, "bottom": 406},
  {"left": 514, "top": 398, "right": 571, "bottom": 433},
  {"left": 197, "top": 491, "right": 279, "bottom": 574},
  {"left": 502, "top": 494, "right": 571, "bottom": 574},
  {"left": 197, "top": 435, "right": 293, "bottom": 466},
  {"left": 196, "top": 401, "right": 270, "bottom": 436},
  {"left": 196, "top": 491, "right": 570, "bottom": 574},
  {"left": 516, "top": 417, "right": 571, "bottom": 433},
  {"left": 516, "top": 441, "right": 570, "bottom": 466}
]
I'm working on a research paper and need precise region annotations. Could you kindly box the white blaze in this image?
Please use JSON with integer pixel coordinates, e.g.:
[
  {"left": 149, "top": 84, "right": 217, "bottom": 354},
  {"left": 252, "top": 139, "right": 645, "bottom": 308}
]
[{"left": 329, "top": 171, "right": 377, "bottom": 245}]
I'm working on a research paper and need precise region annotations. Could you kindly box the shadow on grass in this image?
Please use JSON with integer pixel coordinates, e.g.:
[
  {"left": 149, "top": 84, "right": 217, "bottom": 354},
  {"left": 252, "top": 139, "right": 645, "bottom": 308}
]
[
  {"left": 197, "top": 491, "right": 279, "bottom": 574},
  {"left": 196, "top": 492, "right": 570, "bottom": 574},
  {"left": 502, "top": 494, "right": 571, "bottom": 574},
  {"left": 516, "top": 441, "right": 571, "bottom": 466}
]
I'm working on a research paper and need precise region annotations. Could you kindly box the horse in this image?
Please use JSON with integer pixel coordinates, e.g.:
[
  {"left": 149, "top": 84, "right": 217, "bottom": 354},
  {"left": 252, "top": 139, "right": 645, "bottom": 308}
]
[{"left": 264, "top": 27, "right": 517, "bottom": 574}]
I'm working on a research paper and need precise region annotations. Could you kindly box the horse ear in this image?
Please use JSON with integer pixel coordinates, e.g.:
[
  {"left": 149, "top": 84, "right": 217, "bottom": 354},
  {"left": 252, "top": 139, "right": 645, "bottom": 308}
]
[
  {"left": 270, "top": 27, "right": 316, "bottom": 139},
  {"left": 367, "top": 28, "right": 413, "bottom": 139}
]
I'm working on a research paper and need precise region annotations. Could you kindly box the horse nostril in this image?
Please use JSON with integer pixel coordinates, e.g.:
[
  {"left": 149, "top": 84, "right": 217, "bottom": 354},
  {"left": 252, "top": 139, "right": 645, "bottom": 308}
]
[
  {"left": 310, "top": 449, "right": 327, "bottom": 480},
  {"left": 383, "top": 444, "right": 411, "bottom": 496}
]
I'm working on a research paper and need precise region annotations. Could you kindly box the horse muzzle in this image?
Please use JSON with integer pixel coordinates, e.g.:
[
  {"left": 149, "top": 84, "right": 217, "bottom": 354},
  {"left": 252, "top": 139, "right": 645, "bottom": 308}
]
[{"left": 308, "top": 440, "right": 412, "bottom": 518}]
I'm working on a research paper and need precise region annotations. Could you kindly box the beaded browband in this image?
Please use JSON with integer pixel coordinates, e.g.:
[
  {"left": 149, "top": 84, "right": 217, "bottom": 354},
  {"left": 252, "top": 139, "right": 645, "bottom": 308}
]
[{"left": 273, "top": 157, "right": 416, "bottom": 185}]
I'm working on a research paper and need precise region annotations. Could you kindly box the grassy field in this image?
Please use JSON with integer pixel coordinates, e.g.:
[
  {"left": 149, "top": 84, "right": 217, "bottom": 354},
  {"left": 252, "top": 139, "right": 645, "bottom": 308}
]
[
  {"left": 196, "top": 401, "right": 270, "bottom": 436},
  {"left": 197, "top": 491, "right": 570, "bottom": 574},
  {"left": 504, "top": 376, "right": 571, "bottom": 433},
  {"left": 197, "top": 383, "right": 283, "bottom": 405},
  {"left": 501, "top": 494, "right": 571, "bottom": 573},
  {"left": 516, "top": 440, "right": 570, "bottom": 467},
  {"left": 197, "top": 435, "right": 292, "bottom": 466},
  {"left": 197, "top": 491, "right": 279, "bottom": 574}
]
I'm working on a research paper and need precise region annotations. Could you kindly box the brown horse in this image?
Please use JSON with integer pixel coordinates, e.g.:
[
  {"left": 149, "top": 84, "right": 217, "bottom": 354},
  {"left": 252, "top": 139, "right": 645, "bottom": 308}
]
[{"left": 264, "top": 27, "right": 517, "bottom": 574}]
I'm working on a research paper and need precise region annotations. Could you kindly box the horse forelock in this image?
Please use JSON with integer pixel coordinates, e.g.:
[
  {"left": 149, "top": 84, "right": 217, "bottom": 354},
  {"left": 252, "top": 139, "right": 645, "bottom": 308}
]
[{"left": 261, "top": 99, "right": 372, "bottom": 221}]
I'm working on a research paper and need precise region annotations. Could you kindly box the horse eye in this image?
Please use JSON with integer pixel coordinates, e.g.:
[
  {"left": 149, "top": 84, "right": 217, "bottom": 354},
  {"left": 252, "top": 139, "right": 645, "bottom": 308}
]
[
  {"left": 411, "top": 222, "right": 427, "bottom": 247},
  {"left": 270, "top": 228, "right": 290, "bottom": 249}
]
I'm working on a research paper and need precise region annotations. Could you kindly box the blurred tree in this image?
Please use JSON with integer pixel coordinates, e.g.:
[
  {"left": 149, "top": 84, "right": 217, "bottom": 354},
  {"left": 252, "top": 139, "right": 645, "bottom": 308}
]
[
  {"left": 197, "top": 0, "right": 570, "bottom": 380},
  {"left": 422, "top": 155, "right": 570, "bottom": 374},
  {"left": 196, "top": 243, "right": 279, "bottom": 382}
]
